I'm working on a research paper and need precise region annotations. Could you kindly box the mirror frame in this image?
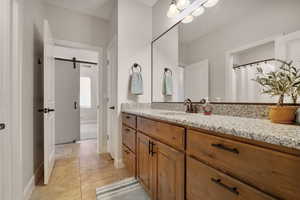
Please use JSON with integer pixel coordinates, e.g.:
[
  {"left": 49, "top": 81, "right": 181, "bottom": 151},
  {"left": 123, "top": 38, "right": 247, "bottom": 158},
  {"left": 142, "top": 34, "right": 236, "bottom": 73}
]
[{"left": 150, "top": 21, "right": 300, "bottom": 105}]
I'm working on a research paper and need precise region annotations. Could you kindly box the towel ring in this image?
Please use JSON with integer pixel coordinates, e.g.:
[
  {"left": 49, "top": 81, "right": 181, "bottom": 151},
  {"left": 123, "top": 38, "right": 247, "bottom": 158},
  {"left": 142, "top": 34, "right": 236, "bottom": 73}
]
[
  {"left": 164, "top": 68, "right": 173, "bottom": 76},
  {"left": 131, "top": 63, "right": 142, "bottom": 73}
]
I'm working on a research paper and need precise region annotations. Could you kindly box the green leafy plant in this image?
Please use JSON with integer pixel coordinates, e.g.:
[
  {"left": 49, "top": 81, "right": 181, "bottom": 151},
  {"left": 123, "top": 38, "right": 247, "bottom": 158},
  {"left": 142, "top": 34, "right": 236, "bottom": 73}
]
[
  {"left": 253, "top": 61, "right": 300, "bottom": 106},
  {"left": 280, "top": 62, "right": 300, "bottom": 104}
]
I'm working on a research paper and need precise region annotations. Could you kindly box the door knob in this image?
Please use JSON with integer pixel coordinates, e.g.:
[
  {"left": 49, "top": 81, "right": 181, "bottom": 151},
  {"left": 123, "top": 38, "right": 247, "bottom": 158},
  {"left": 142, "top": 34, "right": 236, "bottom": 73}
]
[
  {"left": 38, "top": 108, "right": 55, "bottom": 113},
  {"left": 0, "top": 123, "right": 6, "bottom": 130},
  {"left": 109, "top": 106, "right": 115, "bottom": 110},
  {"left": 74, "top": 101, "right": 78, "bottom": 110}
]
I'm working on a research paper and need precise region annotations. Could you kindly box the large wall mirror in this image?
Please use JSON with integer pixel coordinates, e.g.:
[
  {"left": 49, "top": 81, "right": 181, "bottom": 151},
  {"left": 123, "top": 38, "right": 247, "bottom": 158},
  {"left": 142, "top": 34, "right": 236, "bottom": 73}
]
[{"left": 152, "top": 0, "right": 300, "bottom": 103}]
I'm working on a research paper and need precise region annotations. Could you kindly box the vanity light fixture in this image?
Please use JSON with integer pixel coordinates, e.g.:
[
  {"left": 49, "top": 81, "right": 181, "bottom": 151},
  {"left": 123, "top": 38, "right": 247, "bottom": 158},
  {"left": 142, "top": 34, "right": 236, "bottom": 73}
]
[
  {"left": 167, "top": 0, "right": 220, "bottom": 22},
  {"left": 182, "top": 15, "right": 194, "bottom": 23},
  {"left": 167, "top": 0, "right": 180, "bottom": 18},
  {"left": 177, "top": 0, "right": 191, "bottom": 10},
  {"left": 203, "top": 0, "right": 219, "bottom": 8},
  {"left": 192, "top": 6, "right": 205, "bottom": 17}
]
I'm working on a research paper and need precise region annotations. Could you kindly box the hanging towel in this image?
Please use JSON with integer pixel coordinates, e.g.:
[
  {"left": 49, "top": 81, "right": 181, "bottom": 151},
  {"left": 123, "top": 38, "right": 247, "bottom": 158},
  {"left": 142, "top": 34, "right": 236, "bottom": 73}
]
[
  {"left": 162, "top": 71, "right": 173, "bottom": 96},
  {"left": 131, "top": 71, "right": 143, "bottom": 95}
]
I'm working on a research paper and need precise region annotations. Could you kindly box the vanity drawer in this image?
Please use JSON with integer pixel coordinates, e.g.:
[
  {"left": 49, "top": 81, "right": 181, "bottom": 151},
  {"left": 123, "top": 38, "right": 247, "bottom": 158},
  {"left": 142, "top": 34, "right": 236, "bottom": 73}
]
[
  {"left": 137, "top": 117, "right": 185, "bottom": 150},
  {"left": 187, "top": 156, "right": 276, "bottom": 200},
  {"left": 123, "top": 145, "right": 136, "bottom": 177},
  {"left": 122, "top": 126, "right": 136, "bottom": 153},
  {"left": 122, "top": 113, "right": 137, "bottom": 129},
  {"left": 187, "top": 130, "right": 300, "bottom": 200}
]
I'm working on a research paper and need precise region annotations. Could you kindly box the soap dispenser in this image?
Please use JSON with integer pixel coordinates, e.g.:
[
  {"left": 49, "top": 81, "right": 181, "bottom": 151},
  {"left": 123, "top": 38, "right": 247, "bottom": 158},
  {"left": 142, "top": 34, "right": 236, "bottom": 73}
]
[{"left": 202, "top": 98, "right": 213, "bottom": 115}]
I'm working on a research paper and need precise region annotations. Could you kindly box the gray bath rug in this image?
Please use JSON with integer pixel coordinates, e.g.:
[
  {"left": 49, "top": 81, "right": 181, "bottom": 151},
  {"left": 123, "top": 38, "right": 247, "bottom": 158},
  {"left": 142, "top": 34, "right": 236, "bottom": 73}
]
[{"left": 96, "top": 177, "right": 150, "bottom": 200}]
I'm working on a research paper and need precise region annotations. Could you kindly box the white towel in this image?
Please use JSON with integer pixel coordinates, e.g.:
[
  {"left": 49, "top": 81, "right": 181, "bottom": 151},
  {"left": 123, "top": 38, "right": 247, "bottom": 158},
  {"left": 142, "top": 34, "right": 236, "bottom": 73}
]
[
  {"left": 162, "top": 73, "right": 173, "bottom": 96},
  {"left": 131, "top": 72, "right": 143, "bottom": 95}
]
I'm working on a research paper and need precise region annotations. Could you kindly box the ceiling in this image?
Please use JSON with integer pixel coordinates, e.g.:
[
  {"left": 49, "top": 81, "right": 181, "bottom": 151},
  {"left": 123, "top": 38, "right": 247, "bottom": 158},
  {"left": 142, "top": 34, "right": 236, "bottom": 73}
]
[{"left": 42, "top": 0, "right": 159, "bottom": 20}]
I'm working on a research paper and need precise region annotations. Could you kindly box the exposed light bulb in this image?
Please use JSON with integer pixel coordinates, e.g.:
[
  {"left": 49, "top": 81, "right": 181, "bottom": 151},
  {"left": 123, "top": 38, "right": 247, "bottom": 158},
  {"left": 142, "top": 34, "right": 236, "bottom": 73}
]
[
  {"left": 177, "top": 0, "right": 191, "bottom": 10},
  {"left": 204, "top": 0, "right": 219, "bottom": 8},
  {"left": 192, "top": 6, "right": 205, "bottom": 17},
  {"left": 167, "top": 3, "right": 180, "bottom": 18},
  {"left": 182, "top": 15, "right": 194, "bottom": 24}
]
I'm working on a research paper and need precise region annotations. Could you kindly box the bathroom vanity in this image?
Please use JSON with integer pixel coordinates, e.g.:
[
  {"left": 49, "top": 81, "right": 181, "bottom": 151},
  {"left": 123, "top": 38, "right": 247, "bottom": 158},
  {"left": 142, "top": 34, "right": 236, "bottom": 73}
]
[{"left": 121, "top": 109, "right": 300, "bottom": 200}]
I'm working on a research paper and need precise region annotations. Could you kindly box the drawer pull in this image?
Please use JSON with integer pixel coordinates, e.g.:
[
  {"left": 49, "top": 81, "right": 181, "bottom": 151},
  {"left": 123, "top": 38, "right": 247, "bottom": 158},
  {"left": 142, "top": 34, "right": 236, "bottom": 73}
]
[
  {"left": 150, "top": 142, "right": 156, "bottom": 156},
  {"left": 211, "top": 178, "right": 239, "bottom": 195},
  {"left": 211, "top": 143, "right": 239, "bottom": 154},
  {"left": 126, "top": 116, "right": 131, "bottom": 119},
  {"left": 125, "top": 128, "right": 131, "bottom": 132}
]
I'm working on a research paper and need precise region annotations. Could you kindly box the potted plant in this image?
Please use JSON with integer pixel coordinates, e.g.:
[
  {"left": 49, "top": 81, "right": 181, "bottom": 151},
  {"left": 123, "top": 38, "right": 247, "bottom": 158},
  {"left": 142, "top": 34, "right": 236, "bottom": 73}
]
[
  {"left": 254, "top": 61, "right": 300, "bottom": 124},
  {"left": 280, "top": 61, "right": 300, "bottom": 104}
]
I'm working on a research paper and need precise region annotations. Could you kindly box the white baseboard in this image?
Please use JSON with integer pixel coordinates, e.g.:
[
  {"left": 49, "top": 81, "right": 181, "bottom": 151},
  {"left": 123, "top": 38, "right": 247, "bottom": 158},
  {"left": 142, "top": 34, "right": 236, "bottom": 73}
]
[
  {"left": 114, "top": 159, "right": 124, "bottom": 169},
  {"left": 23, "top": 175, "right": 35, "bottom": 200},
  {"left": 80, "top": 120, "right": 97, "bottom": 124}
]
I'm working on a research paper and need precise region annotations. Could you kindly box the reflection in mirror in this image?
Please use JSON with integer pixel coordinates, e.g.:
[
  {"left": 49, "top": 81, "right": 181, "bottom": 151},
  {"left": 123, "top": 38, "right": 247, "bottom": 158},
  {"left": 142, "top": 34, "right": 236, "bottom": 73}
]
[{"left": 152, "top": 0, "right": 300, "bottom": 103}]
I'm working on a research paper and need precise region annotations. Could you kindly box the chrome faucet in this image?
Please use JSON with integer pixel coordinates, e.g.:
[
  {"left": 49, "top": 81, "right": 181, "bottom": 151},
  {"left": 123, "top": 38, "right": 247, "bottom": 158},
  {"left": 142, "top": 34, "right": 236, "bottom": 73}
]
[{"left": 184, "top": 98, "right": 197, "bottom": 113}]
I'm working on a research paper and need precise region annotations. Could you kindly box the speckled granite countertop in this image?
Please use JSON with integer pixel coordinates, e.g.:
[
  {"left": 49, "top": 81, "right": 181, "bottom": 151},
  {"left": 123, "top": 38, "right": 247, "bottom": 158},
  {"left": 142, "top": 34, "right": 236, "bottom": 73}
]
[{"left": 122, "top": 108, "right": 300, "bottom": 151}]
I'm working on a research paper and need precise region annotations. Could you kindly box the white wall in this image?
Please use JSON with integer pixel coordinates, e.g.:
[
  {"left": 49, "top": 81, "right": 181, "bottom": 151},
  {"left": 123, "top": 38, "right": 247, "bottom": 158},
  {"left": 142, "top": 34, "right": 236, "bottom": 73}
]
[
  {"left": 43, "top": 2, "right": 109, "bottom": 48},
  {"left": 115, "top": 0, "right": 152, "bottom": 164},
  {"left": 80, "top": 65, "right": 99, "bottom": 123},
  {"left": 184, "top": 0, "right": 300, "bottom": 101},
  {"left": 22, "top": 0, "right": 44, "bottom": 190}
]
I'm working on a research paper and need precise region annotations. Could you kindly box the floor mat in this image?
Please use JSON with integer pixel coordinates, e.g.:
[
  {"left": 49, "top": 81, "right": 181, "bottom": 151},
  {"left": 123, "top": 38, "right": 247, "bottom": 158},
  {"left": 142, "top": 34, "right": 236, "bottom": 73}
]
[{"left": 96, "top": 178, "right": 150, "bottom": 200}]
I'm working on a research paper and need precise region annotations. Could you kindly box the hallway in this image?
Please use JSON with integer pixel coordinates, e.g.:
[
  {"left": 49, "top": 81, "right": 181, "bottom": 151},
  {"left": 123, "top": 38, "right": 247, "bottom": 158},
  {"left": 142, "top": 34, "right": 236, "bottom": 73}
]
[{"left": 30, "top": 140, "right": 130, "bottom": 200}]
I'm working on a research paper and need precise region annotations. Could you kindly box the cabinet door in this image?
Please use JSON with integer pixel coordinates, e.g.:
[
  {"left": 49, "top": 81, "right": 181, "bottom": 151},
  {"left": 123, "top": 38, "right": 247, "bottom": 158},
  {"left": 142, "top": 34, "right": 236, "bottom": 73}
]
[
  {"left": 137, "top": 132, "right": 152, "bottom": 194},
  {"left": 152, "top": 140, "right": 185, "bottom": 200}
]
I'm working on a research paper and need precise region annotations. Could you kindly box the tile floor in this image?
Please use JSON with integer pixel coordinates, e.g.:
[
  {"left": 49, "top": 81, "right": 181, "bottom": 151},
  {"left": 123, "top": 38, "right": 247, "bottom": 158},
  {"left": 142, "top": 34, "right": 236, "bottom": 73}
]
[{"left": 30, "top": 140, "right": 131, "bottom": 200}]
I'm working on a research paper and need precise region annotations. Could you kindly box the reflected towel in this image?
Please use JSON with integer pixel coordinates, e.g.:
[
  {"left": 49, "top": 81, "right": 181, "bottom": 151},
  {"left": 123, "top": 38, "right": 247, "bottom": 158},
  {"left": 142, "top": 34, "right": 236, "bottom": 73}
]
[
  {"left": 162, "top": 73, "right": 173, "bottom": 96},
  {"left": 131, "top": 72, "right": 143, "bottom": 95}
]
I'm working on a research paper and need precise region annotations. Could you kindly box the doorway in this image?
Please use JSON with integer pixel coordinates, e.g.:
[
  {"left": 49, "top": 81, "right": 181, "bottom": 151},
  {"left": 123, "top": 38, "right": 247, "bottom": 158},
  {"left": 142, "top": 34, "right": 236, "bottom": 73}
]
[
  {"left": 54, "top": 45, "right": 100, "bottom": 146},
  {"left": 80, "top": 63, "right": 99, "bottom": 141}
]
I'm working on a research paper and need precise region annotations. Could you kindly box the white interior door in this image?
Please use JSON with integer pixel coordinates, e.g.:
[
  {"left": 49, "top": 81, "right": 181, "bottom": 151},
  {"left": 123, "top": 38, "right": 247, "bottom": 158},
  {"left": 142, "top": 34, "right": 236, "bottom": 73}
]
[
  {"left": 106, "top": 38, "right": 117, "bottom": 158},
  {"left": 43, "top": 20, "right": 56, "bottom": 184},
  {"left": 184, "top": 60, "right": 209, "bottom": 101},
  {"left": 276, "top": 30, "right": 300, "bottom": 68},
  {"left": 0, "top": 0, "right": 12, "bottom": 198},
  {"left": 55, "top": 60, "right": 80, "bottom": 144}
]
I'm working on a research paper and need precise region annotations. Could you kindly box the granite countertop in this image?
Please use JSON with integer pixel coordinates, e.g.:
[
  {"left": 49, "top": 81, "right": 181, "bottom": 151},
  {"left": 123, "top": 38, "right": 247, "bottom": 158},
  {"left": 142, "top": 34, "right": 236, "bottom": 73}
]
[{"left": 122, "top": 108, "right": 300, "bottom": 151}]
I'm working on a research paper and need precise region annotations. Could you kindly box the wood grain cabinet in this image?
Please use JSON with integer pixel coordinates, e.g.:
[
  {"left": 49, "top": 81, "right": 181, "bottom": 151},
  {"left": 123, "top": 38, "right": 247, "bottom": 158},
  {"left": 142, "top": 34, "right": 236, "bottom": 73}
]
[
  {"left": 187, "top": 129, "right": 300, "bottom": 200},
  {"left": 136, "top": 120, "right": 185, "bottom": 200},
  {"left": 122, "top": 145, "right": 136, "bottom": 177},
  {"left": 122, "top": 113, "right": 137, "bottom": 177},
  {"left": 151, "top": 140, "right": 184, "bottom": 200},
  {"left": 122, "top": 126, "right": 136, "bottom": 153},
  {"left": 187, "top": 157, "right": 276, "bottom": 200},
  {"left": 137, "top": 133, "right": 153, "bottom": 195},
  {"left": 122, "top": 113, "right": 300, "bottom": 200}
]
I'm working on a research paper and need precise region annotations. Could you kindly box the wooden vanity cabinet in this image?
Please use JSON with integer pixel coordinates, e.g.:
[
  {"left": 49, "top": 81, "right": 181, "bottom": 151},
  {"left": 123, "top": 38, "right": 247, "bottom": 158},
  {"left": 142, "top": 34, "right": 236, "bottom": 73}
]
[
  {"left": 136, "top": 117, "right": 185, "bottom": 200},
  {"left": 122, "top": 113, "right": 300, "bottom": 200}
]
